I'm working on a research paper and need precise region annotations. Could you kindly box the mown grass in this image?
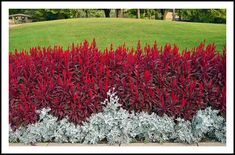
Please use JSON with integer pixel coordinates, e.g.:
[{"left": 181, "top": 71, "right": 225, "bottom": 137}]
[{"left": 9, "top": 18, "right": 226, "bottom": 52}]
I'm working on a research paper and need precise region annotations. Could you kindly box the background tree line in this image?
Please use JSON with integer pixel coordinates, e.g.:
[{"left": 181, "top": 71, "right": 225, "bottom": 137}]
[{"left": 9, "top": 9, "right": 226, "bottom": 24}]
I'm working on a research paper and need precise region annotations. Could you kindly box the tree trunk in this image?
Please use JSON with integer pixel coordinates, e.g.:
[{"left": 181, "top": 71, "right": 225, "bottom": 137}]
[
  {"left": 178, "top": 10, "right": 182, "bottom": 21},
  {"left": 172, "top": 9, "right": 175, "bottom": 21},
  {"left": 137, "top": 9, "right": 140, "bottom": 19},
  {"left": 120, "top": 9, "right": 124, "bottom": 18},
  {"left": 76, "top": 10, "right": 80, "bottom": 18},
  {"left": 160, "top": 9, "right": 165, "bottom": 20},
  {"left": 116, "top": 9, "right": 123, "bottom": 18},
  {"left": 85, "top": 10, "right": 89, "bottom": 18},
  {"left": 154, "top": 9, "right": 158, "bottom": 19},
  {"left": 103, "top": 9, "right": 111, "bottom": 18},
  {"left": 148, "top": 9, "right": 151, "bottom": 19},
  {"left": 115, "top": 9, "right": 119, "bottom": 18}
]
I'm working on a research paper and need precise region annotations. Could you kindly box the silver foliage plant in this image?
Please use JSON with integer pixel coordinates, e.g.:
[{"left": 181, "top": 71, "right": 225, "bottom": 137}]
[
  {"left": 191, "top": 107, "right": 226, "bottom": 143},
  {"left": 172, "top": 118, "right": 196, "bottom": 144},
  {"left": 82, "top": 89, "right": 134, "bottom": 145},
  {"left": 9, "top": 108, "right": 83, "bottom": 144},
  {"left": 132, "top": 112, "right": 175, "bottom": 143},
  {"left": 9, "top": 88, "right": 226, "bottom": 144}
]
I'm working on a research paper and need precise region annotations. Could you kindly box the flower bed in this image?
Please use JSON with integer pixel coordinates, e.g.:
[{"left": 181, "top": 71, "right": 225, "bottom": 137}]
[
  {"left": 9, "top": 40, "right": 226, "bottom": 144},
  {"left": 10, "top": 89, "right": 226, "bottom": 144}
]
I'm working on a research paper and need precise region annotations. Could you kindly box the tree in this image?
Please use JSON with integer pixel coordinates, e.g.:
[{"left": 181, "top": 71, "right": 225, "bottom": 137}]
[
  {"left": 137, "top": 9, "right": 140, "bottom": 19},
  {"left": 160, "top": 9, "right": 165, "bottom": 20},
  {"left": 172, "top": 9, "right": 176, "bottom": 21},
  {"left": 69, "top": 9, "right": 83, "bottom": 18},
  {"left": 180, "top": 9, "right": 226, "bottom": 23},
  {"left": 103, "top": 9, "right": 111, "bottom": 18},
  {"left": 9, "top": 9, "right": 25, "bottom": 15},
  {"left": 84, "top": 9, "right": 89, "bottom": 18},
  {"left": 154, "top": 9, "right": 158, "bottom": 20},
  {"left": 146, "top": 9, "right": 154, "bottom": 19},
  {"left": 115, "top": 9, "right": 124, "bottom": 18},
  {"left": 176, "top": 9, "right": 182, "bottom": 21}
]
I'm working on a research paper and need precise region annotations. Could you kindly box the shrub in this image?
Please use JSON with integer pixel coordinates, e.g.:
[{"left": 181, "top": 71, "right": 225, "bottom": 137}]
[
  {"left": 9, "top": 40, "right": 226, "bottom": 128},
  {"left": 191, "top": 107, "right": 226, "bottom": 143},
  {"left": 171, "top": 118, "right": 195, "bottom": 144},
  {"left": 82, "top": 89, "right": 134, "bottom": 144}
]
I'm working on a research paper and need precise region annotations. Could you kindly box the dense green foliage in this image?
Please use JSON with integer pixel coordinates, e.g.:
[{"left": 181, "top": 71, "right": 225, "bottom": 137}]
[
  {"left": 9, "top": 9, "right": 226, "bottom": 23},
  {"left": 178, "top": 9, "right": 226, "bottom": 23}
]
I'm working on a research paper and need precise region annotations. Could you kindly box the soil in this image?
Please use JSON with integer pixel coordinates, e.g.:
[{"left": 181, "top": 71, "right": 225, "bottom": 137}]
[{"left": 9, "top": 142, "right": 225, "bottom": 146}]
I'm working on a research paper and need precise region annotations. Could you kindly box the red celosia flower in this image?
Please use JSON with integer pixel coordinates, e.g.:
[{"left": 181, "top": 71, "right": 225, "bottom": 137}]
[
  {"left": 180, "top": 98, "right": 187, "bottom": 109},
  {"left": 171, "top": 92, "right": 178, "bottom": 104},
  {"left": 144, "top": 70, "right": 151, "bottom": 83},
  {"left": 160, "top": 95, "right": 165, "bottom": 108}
]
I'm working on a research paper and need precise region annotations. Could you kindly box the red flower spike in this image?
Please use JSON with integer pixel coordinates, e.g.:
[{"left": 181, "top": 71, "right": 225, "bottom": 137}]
[
  {"left": 199, "top": 82, "right": 203, "bottom": 91},
  {"left": 144, "top": 70, "right": 151, "bottom": 84},
  {"left": 180, "top": 98, "right": 187, "bottom": 109},
  {"left": 171, "top": 92, "right": 178, "bottom": 104},
  {"left": 160, "top": 95, "right": 165, "bottom": 108}
]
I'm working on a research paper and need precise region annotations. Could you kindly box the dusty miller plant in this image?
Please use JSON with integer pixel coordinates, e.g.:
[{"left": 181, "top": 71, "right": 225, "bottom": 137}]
[
  {"left": 191, "top": 107, "right": 226, "bottom": 143},
  {"left": 9, "top": 125, "right": 25, "bottom": 143},
  {"left": 171, "top": 118, "right": 195, "bottom": 144},
  {"left": 9, "top": 108, "right": 83, "bottom": 144},
  {"left": 82, "top": 88, "right": 134, "bottom": 145},
  {"left": 131, "top": 112, "right": 175, "bottom": 143}
]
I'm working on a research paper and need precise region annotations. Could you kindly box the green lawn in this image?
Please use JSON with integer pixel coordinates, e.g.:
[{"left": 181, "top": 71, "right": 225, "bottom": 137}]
[{"left": 9, "top": 18, "right": 226, "bottom": 52}]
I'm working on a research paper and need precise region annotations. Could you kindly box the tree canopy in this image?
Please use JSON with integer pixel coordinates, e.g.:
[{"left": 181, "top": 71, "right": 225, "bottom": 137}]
[{"left": 9, "top": 9, "right": 226, "bottom": 24}]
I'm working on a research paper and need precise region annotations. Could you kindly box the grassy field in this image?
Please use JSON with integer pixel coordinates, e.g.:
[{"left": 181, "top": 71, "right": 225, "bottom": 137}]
[{"left": 9, "top": 18, "right": 226, "bottom": 52}]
